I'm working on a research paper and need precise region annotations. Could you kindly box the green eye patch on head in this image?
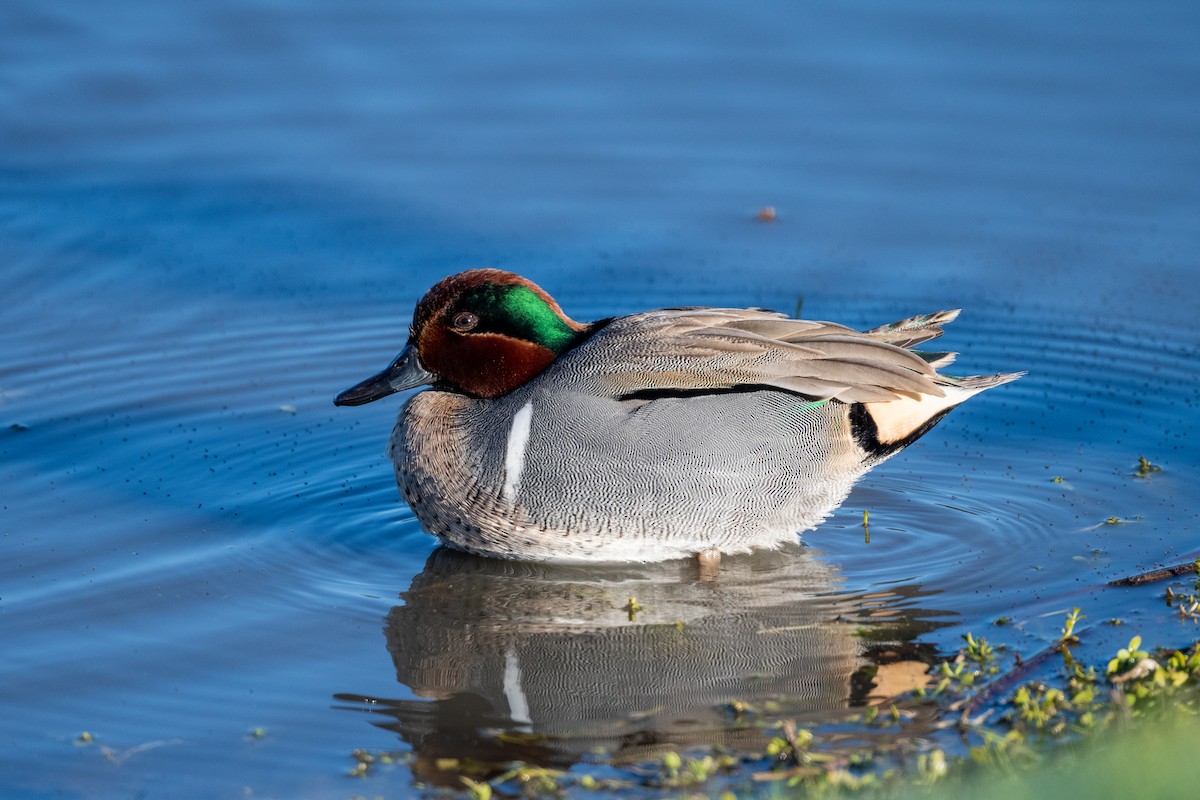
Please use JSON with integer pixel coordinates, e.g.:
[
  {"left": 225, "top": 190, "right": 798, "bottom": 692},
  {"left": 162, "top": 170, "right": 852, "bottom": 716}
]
[{"left": 454, "top": 283, "right": 579, "bottom": 352}]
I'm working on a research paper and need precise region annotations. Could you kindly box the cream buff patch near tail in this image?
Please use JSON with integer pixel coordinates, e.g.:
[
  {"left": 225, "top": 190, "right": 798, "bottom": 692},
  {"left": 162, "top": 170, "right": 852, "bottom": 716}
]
[{"left": 863, "top": 384, "right": 989, "bottom": 445}]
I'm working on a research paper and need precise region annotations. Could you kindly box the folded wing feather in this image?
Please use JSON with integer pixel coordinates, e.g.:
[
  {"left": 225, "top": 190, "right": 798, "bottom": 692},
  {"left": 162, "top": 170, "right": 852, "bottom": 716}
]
[{"left": 575, "top": 307, "right": 967, "bottom": 403}]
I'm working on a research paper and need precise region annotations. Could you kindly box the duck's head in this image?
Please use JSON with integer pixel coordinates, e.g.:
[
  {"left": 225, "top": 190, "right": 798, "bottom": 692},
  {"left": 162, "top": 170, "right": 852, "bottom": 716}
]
[{"left": 334, "top": 269, "right": 587, "bottom": 405}]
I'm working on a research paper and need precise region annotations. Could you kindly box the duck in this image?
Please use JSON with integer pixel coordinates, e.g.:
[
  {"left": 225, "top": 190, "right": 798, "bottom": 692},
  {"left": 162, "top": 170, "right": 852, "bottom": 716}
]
[{"left": 334, "top": 269, "right": 1021, "bottom": 564}]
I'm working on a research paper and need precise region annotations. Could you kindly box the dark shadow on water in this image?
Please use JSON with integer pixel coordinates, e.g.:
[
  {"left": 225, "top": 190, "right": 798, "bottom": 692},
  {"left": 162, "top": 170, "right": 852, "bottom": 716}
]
[{"left": 335, "top": 546, "right": 952, "bottom": 787}]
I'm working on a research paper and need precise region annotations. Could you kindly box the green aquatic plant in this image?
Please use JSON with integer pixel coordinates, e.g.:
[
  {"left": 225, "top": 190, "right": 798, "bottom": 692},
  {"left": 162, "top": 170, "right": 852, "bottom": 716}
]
[
  {"left": 492, "top": 764, "right": 567, "bottom": 797},
  {"left": 1059, "top": 607, "right": 1083, "bottom": 644},
  {"left": 763, "top": 722, "right": 813, "bottom": 765},
  {"left": 916, "top": 749, "right": 949, "bottom": 784},
  {"left": 460, "top": 776, "right": 491, "bottom": 800},
  {"left": 1009, "top": 682, "right": 1071, "bottom": 734},
  {"left": 922, "top": 647, "right": 993, "bottom": 698},
  {"left": 1106, "top": 636, "right": 1152, "bottom": 681},
  {"left": 623, "top": 597, "right": 643, "bottom": 622},
  {"left": 660, "top": 751, "right": 682, "bottom": 780},
  {"left": 963, "top": 632, "right": 997, "bottom": 667},
  {"left": 576, "top": 774, "right": 634, "bottom": 792},
  {"left": 679, "top": 754, "right": 719, "bottom": 785},
  {"left": 966, "top": 728, "right": 1031, "bottom": 770},
  {"left": 1133, "top": 456, "right": 1162, "bottom": 478}
]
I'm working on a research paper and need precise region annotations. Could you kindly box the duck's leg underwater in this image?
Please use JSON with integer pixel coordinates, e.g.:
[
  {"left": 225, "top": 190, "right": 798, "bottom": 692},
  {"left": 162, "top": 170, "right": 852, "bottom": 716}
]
[{"left": 697, "top": 547, "right": 721, "bottom": 582}]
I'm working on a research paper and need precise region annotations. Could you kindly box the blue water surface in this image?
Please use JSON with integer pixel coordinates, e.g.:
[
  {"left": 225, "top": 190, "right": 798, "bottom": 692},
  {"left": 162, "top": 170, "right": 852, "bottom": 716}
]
[{"left": 2, "top": 2, "right": 1199, "bottom": 797}]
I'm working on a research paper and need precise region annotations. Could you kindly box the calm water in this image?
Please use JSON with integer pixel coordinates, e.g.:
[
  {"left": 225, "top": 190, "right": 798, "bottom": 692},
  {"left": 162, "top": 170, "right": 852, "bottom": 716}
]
[{"left": 3, "top": 2, "right": 1199, "bottom": 797}]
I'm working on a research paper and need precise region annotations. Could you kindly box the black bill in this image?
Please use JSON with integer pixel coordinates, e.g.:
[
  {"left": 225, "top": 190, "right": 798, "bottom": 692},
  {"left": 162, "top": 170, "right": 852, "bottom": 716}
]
[{"left": 333, "top": 343, "right": 434, "bottom": 406}]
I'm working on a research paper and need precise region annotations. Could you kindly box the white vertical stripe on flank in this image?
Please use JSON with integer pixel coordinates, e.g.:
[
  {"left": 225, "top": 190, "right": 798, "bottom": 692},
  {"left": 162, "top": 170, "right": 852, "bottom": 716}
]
[
  {"left": 502, "top": 401, "right": 534, "bottom": 502},
  {"left": 503, "top": 647, "right": 532, "bottom": 725}
]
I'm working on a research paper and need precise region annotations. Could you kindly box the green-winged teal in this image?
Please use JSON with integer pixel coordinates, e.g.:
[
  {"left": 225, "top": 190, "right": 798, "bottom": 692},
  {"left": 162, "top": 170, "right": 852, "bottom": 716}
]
[{"left": 336, "top": 269, "right": 1021, "bottom": 563}]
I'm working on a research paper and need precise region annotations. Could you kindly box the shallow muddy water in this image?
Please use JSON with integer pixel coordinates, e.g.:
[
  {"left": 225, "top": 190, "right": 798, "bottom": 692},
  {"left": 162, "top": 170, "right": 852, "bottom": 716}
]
[{"left": 3, "top": 2, "right": 1199, "bottom": 797}]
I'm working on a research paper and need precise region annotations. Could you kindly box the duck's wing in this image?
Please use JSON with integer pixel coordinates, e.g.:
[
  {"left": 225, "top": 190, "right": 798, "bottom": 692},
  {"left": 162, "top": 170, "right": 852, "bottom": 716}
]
[{"left": 567, "top": 308, "right": 958, "bottom": 404}]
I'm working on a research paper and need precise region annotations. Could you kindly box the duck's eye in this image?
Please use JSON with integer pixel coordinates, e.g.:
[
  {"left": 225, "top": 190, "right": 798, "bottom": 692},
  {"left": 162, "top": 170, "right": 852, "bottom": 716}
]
[{"left": 451, "top": 311, "right": 480, "bottom": 332}]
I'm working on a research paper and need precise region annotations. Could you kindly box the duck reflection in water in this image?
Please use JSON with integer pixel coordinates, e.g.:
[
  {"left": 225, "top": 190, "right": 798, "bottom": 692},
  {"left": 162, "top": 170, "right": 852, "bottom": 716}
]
[{"left": 335, "top": 546, "right": 948, "bottom": 787}]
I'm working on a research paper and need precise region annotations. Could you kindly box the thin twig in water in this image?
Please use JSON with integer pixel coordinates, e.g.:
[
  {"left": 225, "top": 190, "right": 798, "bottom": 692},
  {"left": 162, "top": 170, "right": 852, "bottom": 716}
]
[{"left": 1108, "top": 556, "right": 1200, "bottom": 587}]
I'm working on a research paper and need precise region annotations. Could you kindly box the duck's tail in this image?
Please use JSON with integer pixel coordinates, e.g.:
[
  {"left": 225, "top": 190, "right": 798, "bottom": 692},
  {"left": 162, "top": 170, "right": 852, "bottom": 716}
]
[
  {"left": 857, "top": 370, "right": 1023, "bottom": 455},
  {"left": 854, "top": 369, "right": 1023, "bottom": 458},
  {"left": 852, "top": 310, "right": 1023, "bottom": 456},
  {"left": 865, "top": 309, "right": 962, "bottom": 348},
  {"left": 945, "top": 371, "right": 1026, "bottom": 391}
]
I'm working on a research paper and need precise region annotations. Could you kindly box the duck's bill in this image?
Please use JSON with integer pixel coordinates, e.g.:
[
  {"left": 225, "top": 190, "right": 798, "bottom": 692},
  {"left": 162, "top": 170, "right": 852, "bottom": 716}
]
[{"left": 334, "top": 344, "right": 434, "bottom": 406}]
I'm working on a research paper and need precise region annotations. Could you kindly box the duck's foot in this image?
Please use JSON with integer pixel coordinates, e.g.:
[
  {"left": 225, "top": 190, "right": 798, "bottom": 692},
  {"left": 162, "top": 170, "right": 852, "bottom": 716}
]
[{"left": 697, "top": 547, "right": 721, "bottom": 582}]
